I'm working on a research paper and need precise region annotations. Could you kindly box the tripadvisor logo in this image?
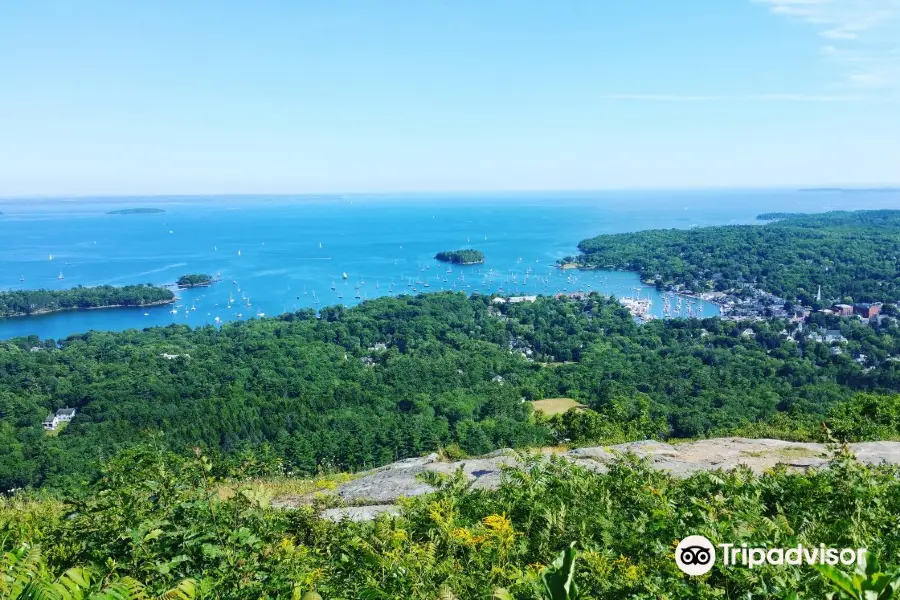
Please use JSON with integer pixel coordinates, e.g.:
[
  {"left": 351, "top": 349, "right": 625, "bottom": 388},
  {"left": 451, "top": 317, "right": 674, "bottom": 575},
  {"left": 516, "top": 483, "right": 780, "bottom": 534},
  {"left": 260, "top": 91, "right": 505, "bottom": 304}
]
[
  {"left": 674, "top": 535, "right": 867, "bottom": 576},
  {"left": 675, "top": 535, "right": 716, "bottom": 576}
]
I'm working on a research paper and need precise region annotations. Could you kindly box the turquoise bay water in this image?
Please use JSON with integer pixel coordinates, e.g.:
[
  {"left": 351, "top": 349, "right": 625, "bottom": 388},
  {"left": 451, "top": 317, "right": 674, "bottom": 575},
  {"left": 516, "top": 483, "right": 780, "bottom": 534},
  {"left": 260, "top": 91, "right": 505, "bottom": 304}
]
[{"left": 1, "top": 190, "right": 898, "bottom": 340}]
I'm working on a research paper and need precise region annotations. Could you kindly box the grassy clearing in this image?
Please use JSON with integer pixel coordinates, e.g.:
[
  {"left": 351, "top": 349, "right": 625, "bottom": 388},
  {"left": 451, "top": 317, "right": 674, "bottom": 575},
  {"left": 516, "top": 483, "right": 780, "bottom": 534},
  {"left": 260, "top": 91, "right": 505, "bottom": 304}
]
[
  {"left": 741, "top": 447, "right": 826, "bottom": 459},
  {"left": 530, "top": 398, "right": 585, "bottom": 416},
  {"left": 217, "top": 471, "right": 358, "bottom": 506}
]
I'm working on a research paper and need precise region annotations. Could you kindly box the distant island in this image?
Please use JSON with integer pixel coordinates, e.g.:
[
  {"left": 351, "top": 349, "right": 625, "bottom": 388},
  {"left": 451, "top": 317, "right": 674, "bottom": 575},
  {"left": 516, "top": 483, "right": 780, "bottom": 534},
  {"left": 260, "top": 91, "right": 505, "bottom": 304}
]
[
  {"left": 756, "top": 212, "right": 806, "bottom": 220},
  {"left": 799, "top": 187, "right": 899, "bottom": 194},
  {"left": 106, "top": 208, "right": 166, "bottom": 215},
  {"left": 176, "top": 273, "right": 214, "bottom": 288},
  {"left": 0, "top": 284, "right": 174, "bottom": 318},
  {"left": 435, "top": 249, "right": 485, "bottom": 265}
]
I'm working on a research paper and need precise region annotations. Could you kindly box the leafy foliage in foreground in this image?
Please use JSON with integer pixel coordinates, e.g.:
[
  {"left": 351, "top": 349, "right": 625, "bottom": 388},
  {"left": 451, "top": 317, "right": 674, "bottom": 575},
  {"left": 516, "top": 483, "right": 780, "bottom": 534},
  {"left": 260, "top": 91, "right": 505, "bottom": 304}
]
[
  {"left": 1, "top": 545, "right": 196, "bottom": 599},
  {"left": 816, "top": 551, "right": 900, "bottom": 600},
  {"left": 2, "top": 445, "right": 900, "bottom": 599},
  {"left": 569, "top": 210, "right": 900, "bottom": 304}
]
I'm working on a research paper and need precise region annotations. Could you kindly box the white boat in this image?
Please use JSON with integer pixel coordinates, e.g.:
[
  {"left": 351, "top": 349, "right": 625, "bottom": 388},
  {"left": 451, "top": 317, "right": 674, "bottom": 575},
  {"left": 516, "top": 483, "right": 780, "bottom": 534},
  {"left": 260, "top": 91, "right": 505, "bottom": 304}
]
[
  {"left": 342, "top": 272, "right": 348, "bottom": 279},
  {"left": 237, "top": 313, "right": 243, "bottom": 318},
  {"left": 170, "top": 308, "right": 178, "bottom": 314},
  {"left": 214, "top": 316, "right": 221, "bottom": 323},
  {"left": 237, "top": 250, "right": 242, "bottom": 256},
  {"left": 319, "top": 242, "right": 323, "bottom": 249},
  {"left": 57, "top": 272, "right": 63, "bottom": 280},
  {"left": 257, "top": 310, "right": 265, "bottom": 317},
  {"left": 143, "top": 312, "right": 150, "bottom": 316},
  {"left": 49, "top": 254, "right": 53, "bottom": 261}
]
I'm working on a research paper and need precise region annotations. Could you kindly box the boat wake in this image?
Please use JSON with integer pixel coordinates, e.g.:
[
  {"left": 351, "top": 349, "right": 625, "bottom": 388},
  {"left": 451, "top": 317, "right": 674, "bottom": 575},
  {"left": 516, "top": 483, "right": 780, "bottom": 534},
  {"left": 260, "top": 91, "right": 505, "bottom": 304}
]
[{"left": 95, "top": 262, "right": 189, "bottom": 285}]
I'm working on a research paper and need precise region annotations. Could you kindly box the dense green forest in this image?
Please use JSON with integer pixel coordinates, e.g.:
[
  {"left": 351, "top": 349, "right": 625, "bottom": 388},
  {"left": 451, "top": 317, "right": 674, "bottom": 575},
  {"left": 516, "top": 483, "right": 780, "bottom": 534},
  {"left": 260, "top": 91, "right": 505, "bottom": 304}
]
[
  {"left": 3, "top": 292, "right": 900, "bottom": 492},
  {"left": 176, "top": 273, "right": 213, "bottom": 287},
  {"left": 568, "top": 210, "right": 900, "bottom": 305},
  {"left": 0, "top": 284, "right": 174, "bottom": 317},
  {"left": 435, "top": 249, "right": 485, "bottom": 264}
]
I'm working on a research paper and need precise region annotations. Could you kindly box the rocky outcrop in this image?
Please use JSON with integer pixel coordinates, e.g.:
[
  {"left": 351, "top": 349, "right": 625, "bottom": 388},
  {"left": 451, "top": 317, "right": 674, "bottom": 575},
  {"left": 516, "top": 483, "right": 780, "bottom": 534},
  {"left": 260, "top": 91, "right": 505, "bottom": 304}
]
[{"left": 310, "top": 438, "right": 900, "bottom": 522}]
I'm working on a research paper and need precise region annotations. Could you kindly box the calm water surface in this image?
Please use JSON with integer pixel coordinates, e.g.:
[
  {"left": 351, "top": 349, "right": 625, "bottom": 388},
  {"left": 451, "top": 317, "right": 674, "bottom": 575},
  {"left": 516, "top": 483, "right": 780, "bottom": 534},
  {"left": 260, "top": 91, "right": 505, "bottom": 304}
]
[{"left": 1, "top": 190, "right": 898, "bottom": 340}]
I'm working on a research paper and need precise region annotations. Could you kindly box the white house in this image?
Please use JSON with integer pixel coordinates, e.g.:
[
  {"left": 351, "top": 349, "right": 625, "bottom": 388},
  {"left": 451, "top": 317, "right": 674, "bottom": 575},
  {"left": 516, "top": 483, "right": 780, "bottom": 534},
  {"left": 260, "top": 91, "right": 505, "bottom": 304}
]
[{"left": 43, "top": 407, "right": 76, "bottom": 431}]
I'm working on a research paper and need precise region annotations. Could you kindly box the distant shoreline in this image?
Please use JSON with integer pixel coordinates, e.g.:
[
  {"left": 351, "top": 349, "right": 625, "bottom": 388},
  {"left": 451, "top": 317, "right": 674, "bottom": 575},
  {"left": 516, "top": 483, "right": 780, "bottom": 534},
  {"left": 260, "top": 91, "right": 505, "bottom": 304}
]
[{"left": 1, "top": 298, "right": 175, "bottom": 319}]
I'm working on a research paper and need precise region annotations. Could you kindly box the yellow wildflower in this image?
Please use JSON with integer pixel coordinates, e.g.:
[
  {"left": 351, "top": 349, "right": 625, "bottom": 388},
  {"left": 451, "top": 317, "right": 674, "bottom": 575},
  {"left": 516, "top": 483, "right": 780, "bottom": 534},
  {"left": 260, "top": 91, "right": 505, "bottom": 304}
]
[{"left": 482, "top": 513, "right": 514, "bottom": 536}]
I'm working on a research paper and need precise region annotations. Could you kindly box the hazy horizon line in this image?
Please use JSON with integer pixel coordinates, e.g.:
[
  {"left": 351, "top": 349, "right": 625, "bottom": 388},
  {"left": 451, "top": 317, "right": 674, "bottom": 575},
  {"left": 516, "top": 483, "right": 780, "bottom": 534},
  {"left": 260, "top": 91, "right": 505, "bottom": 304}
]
[{"left": 3, "top": 183, "right": 899, "bottom": 201}]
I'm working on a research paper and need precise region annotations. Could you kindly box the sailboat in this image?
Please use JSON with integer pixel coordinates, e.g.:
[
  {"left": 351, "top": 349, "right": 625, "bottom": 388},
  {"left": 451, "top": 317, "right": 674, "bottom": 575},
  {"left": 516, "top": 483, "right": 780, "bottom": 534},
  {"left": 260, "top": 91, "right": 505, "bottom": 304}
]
[
  {"left": 57, "top": 272, "right": 63, "bottom": 280},
  {"left": 342, "top": 272, "right": 348, "bottom": 279},
  {"left": 19, "top": 275, "right": 24, "bottom": 282},
  {"left": 319, "top": 242, "right": 323, "bottom": 249},
  {"left": 237, "top": 249, "right": 242, "bottom": 256},
  {"left": 49, "top": 254, "right": 53, "bottom": 261},
  {"left": 331, "top": 281, "right": 336, "bottom": 290}
]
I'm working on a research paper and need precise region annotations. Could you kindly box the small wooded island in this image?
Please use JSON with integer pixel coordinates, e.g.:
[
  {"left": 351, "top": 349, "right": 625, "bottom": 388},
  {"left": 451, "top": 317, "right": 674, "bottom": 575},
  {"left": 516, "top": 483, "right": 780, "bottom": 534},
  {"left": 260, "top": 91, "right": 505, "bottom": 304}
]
[
  {"left": 176, "top": 273, "right": 214, "bottom": 288},
  {"left": 0, "top": 284, "right": 174, "bottom": 318},
  {"left": 106, "top": 208, "right": 166, "bottom": 215},
  {"left": 434, "top": 249, "right": 485, "bottom": 265}
]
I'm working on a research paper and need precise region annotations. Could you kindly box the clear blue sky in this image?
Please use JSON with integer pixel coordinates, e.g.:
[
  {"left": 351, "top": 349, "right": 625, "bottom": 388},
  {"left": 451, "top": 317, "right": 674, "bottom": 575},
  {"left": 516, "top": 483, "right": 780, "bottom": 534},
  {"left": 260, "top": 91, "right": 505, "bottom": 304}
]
[{"left": 1, "top": 0, "right": 898, "bottom": 195}]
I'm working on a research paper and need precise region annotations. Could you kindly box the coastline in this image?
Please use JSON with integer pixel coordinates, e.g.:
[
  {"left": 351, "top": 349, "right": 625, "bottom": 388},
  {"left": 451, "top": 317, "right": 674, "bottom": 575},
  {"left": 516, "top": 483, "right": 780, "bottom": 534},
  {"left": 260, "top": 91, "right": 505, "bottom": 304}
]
[{"left": 1, "top": 297, "right": 175, "bottom": 319}]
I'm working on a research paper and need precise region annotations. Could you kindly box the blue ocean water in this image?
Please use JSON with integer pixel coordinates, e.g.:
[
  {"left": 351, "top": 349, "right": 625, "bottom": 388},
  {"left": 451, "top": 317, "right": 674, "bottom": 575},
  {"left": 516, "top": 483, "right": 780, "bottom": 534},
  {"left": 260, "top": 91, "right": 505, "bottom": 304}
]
[{"left": 1, "top": 190, "right": 898, "bottom": 340}]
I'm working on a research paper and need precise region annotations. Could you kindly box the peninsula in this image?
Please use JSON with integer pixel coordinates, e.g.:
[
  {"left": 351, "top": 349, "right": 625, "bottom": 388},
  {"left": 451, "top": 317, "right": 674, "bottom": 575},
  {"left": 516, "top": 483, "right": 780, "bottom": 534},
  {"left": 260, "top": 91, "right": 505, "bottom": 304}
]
[
  {"left": 106, "top": 208, "right": 166, "bottom": 215},
  {"left": 434, "top": 249, "right": 484, "bottom": 265},
  {"left": 563, "top": 210, "right": 900, "bottom": 306},
  {"left": 0, "top": 284, "right": 174, "bottom": 318},
  {"left": 176, "top": 273, "right": 214, "bottom": 288}
]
